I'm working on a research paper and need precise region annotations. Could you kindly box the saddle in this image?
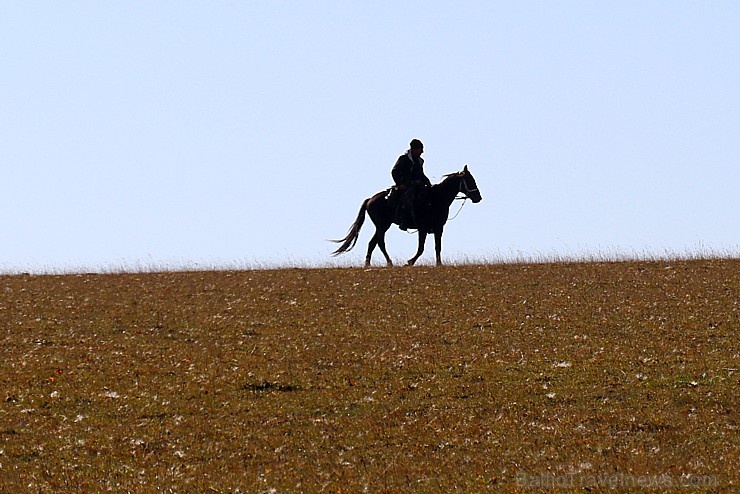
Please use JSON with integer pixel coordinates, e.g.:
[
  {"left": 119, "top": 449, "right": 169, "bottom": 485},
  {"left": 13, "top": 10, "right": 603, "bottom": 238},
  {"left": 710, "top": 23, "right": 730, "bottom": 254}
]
[{"left": 389, "top": 184, "right": 429, "bottom": 231}]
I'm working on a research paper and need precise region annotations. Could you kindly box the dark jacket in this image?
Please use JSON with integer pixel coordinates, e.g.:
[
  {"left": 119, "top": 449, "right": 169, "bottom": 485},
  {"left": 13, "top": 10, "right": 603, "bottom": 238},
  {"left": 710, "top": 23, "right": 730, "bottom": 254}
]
[{"left": 391, "top": 152, "right": 431, "bottom": 187}]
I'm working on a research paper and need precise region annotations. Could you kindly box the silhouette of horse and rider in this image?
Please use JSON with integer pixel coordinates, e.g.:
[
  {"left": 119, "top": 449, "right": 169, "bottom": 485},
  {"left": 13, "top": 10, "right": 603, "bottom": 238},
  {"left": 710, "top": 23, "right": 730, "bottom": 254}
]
[{"left": 332, "top": 139, "right": 482, "bottom": 267}]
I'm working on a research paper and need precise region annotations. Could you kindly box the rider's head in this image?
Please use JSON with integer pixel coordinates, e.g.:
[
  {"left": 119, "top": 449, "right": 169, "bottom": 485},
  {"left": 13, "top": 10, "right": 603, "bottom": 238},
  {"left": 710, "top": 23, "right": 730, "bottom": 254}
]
[{"left": 409, "top": 139, "right": 424, "bottom": 158}]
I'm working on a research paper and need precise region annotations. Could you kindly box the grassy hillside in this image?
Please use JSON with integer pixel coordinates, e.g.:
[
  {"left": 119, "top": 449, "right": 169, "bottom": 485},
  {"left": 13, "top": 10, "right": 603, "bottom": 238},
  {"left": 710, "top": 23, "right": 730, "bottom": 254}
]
[{"left": 1, "top": 259, "right": 737, "bottom": 492}]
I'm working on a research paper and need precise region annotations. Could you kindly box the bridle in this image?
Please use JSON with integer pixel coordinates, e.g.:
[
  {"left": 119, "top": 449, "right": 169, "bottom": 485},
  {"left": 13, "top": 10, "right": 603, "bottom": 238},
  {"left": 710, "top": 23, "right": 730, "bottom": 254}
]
[
  {"left": 457, "top": 173, "right": 479, "bottom": 197},
  {"left": 449, "top": 172, "right": 478, "bottom": 220}
]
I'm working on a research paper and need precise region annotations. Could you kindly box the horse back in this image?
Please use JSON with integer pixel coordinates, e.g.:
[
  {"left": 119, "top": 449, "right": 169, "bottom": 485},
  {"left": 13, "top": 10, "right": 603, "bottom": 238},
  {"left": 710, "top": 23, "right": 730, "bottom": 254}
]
[
  {"left": 367, "top": 188, "right": 393, "bottom": 207},
  {"left": 365, "top": 188, "right": 397, "bottom": 222}
]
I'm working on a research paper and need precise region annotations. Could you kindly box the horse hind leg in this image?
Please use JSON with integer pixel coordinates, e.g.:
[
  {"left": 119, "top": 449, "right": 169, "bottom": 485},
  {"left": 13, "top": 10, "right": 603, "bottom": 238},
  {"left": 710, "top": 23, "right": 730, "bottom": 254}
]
[
  {"left": 365, "top": 225, "right": 393, "bottom": 267},
  {"left": 376, "top": 228, "right": 393, "bottom": 267},
  {"left": 365, "top": 229, "right": 393, "bottom": 267},
  {"left": 366, "top": 197, "right": 394, "bottom": 267},
  {"left": 365, "top": 232, "right": 393, "bottom": 268},
  {"left": 365, "top": 235, "right": 378, "bottom": 267}
]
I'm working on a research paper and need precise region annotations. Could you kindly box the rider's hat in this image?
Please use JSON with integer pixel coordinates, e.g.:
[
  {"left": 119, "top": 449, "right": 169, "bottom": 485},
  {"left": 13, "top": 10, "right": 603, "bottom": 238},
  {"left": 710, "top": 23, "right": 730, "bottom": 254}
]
[{"left": 409, "top": 139, "right": 424, "bottom": 151}]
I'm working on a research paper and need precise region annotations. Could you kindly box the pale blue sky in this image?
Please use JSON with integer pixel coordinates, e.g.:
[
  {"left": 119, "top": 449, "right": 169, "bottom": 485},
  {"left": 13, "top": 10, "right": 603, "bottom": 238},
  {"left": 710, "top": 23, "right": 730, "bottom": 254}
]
[{"left": 2, "top": 1, "right": 738, "bottom": 272}]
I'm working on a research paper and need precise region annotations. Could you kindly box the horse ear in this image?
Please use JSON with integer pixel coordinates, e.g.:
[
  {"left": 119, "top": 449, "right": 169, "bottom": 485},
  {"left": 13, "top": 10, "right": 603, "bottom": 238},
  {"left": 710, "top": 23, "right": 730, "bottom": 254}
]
[{"left": 463, "top": 164, "right": 468, "bottom": 172}]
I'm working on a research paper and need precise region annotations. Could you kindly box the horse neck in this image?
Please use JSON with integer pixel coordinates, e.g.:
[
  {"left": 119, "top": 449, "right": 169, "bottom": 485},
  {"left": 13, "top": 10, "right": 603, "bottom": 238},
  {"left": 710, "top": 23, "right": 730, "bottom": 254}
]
[{"left": 433, "top": 176, "right": 462, "bottom": 206}]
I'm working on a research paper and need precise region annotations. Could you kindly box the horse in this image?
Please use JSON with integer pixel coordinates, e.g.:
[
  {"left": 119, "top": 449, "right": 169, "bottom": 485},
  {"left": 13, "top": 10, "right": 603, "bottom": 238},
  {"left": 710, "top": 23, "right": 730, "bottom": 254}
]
[{"left": 332, "top": 165, "right": 482, "bottom": 267}]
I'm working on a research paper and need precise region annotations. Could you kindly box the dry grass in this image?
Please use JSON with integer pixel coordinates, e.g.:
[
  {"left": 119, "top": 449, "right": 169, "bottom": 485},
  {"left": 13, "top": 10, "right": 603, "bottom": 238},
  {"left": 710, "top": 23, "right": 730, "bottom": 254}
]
[{"left": 1, "top": 259, "right": 737, "bottom": 492}]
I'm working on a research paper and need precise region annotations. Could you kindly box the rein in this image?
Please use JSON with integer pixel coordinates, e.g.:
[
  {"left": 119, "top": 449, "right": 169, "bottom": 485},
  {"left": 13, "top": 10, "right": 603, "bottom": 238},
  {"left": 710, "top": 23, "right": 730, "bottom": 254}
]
[{"left": 448, "top": 196, "right": 467, "bottom": 220}]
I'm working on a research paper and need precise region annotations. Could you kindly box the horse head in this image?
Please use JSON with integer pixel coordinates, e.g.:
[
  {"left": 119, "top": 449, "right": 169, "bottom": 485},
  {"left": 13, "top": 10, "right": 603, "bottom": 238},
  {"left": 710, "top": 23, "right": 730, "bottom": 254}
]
[{"left": 458, "top": 165, "right": 482, "bottom": 203}]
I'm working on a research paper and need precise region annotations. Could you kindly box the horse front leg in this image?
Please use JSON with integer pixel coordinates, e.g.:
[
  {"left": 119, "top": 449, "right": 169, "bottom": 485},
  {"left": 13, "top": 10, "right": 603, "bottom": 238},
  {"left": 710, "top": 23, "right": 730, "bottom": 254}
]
[
  {"left": 434, "top": 229, "right": 444, "bottom": 266},
  {"left": 407, "top": 231, "right": 427, "bottom": 266}
]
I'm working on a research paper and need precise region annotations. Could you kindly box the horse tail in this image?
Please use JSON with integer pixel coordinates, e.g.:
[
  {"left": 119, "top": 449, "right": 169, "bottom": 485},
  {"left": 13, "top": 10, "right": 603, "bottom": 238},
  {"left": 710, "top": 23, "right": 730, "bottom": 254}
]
[{"left": 331, "top": 198, "right": 368, "bottom": 255}]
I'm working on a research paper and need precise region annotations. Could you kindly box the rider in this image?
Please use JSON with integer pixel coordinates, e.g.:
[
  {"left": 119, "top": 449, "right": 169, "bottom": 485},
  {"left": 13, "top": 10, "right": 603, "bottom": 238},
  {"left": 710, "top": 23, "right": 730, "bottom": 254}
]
[{"left": 391, "top": 139, "right": 431, "bottom": 230}]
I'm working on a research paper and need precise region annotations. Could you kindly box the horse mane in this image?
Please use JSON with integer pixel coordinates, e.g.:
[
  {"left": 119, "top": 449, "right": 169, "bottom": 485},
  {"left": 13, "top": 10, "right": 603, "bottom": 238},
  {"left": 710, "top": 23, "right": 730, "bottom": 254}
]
[{"left": 433, "top": 171, "right": 461, "bottom": 188}]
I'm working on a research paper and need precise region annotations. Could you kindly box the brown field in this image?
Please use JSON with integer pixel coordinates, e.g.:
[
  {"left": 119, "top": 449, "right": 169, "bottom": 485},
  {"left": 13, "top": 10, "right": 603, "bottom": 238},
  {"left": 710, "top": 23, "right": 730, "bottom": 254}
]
[{"left": 1, "top": 259, "right": 737, "bottom": 493}]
